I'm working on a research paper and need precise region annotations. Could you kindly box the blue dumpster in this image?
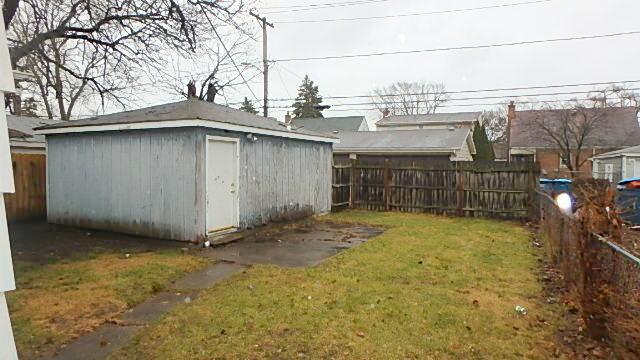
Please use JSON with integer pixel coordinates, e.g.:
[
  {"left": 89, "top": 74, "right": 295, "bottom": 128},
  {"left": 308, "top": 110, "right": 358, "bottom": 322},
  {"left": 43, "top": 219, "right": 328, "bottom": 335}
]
[
  {"left": 540, "top": 178, "right": 572, "bottom": 195},
  {"left": 617, "top": 177, "right": 640, "bottom": 225}
]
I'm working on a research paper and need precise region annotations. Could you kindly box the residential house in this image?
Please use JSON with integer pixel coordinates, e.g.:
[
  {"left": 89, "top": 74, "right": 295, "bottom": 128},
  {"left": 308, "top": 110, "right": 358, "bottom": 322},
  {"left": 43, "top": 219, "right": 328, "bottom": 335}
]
[
  {"left": 35, "top": 99, "right": 337, "bottom": 242},
  {"left": 507, "top": 103, "right": 640, "bottom": 179},
  {"left": 5, "top": 116, "right": 59, "bottom": 221},
  {"left": 0, "top": 10, "right": 19, "bottom": 359},
  {"left": 289, "top": 115, "right": 369, "bottom": 134},
  {"left": 333, "top": 128, "right": 476, "bottom": 165},
  {"left": 375, "top": 112, "right": 481, "bottom": 132},
  {"left": 591, "top": 145, "right": 640, "bottom": 183}
]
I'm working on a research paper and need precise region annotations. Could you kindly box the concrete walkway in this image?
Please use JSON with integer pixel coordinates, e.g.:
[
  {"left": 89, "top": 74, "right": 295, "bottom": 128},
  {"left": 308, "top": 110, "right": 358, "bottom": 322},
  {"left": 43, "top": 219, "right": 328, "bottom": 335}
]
[{"left": 48, "top": 222, "right": 382, "bottom": 360}]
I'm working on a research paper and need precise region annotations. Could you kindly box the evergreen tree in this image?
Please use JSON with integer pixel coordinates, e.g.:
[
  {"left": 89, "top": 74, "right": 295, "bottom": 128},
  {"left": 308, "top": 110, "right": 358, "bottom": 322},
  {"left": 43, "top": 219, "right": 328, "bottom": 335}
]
[
  {"left": 239, "top": 97, "right": 258, "bottom": 115},
  {"left": 473, "top": 123, "right": 495, "bottom": 161},
  {"left": 291, "top": 75, "right": 324, "bottom": 118}
]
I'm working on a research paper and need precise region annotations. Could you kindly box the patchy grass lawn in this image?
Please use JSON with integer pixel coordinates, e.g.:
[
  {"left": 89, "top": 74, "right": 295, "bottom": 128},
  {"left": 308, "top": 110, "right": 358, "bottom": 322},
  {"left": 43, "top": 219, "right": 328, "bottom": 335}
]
[
  {"left": 7, "top": 249, "right": 208, "bottom": 359},
  {"left": 114, "top": 212, "right": 565, "bottom": 359}
]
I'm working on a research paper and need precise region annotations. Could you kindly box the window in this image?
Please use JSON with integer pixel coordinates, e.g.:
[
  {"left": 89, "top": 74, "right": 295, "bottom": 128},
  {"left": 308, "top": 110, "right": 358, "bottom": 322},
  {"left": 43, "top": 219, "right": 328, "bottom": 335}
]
[
  {"left": 604, "top": 164, "right": 614, "bottom": 182},
  {"left": 559, "top": 153, "right": 572, "bottom": 169},
  {"left": 511, "top": 154, "right": 534, "bottom": 163}
]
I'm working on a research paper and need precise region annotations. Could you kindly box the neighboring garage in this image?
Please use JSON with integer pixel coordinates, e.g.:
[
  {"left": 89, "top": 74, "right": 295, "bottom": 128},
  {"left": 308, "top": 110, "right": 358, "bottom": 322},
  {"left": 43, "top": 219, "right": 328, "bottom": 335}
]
[{"left": 35, "top": 99, "right": 337, "bottom": 242}]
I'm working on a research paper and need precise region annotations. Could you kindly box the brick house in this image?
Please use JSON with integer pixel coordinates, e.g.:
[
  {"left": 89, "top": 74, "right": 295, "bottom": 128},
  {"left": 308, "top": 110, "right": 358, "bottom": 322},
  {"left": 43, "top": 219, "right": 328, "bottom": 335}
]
[{"left": 507, "top": 103, "right": 640, "bottom": 179}]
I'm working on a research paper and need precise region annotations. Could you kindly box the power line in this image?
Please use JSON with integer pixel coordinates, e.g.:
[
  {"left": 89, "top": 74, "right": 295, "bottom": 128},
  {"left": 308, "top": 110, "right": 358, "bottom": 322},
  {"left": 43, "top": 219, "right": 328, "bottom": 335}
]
[
  {"left": 289, "top": 87, "right": 640, "bottom": 108},
  {"left": 284, "top": 96, "right": 611, "bottom": 112},
  {"left": 274, "top": 30, "right": 640, "bottom": 62},
  {"left": 264, "top": 78, "right": 640, "bottom": 102},
  {"left": 275, "top": 0, "right": 551, "bottom": 24},
  {"left": 261, "top": 0, "right": 391, "bottom": 14},
  {"left": 211, "top": 26, "right": 260, "bottom": 102}
]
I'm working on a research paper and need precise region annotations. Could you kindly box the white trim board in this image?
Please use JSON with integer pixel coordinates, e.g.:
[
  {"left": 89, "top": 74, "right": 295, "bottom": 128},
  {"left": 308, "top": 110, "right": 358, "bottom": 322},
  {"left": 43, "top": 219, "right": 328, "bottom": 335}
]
[{"left": 35, "top": 119, "right": 339, "bottom": 144}]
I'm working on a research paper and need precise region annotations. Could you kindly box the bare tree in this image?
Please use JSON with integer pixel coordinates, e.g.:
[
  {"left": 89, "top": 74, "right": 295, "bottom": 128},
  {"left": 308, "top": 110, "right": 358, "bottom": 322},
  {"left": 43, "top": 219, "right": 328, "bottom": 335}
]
[
  {"left": 371, "top": 81, "right": 449, "bottom": 115},
  {"left": 480, "top": 108, "right": 508, "bottom": 143},
  {"left": 527, "top": 103, "right": 607, "bottom": 174},
  {"left": 587, "top": 84, "right": 640, "bottom": 109},
  {"left": 161, "top": 31, "right": 259, "bottom": 105},
  {"left": 5, "top": 0, "right": 253, "bottom": 118}
]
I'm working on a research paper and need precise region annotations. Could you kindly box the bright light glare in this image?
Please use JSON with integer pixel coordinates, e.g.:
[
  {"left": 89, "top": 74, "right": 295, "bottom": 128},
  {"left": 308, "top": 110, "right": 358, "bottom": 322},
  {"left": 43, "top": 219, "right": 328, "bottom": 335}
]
[{"left": 555, "top": 193, "right": 573, "bottom": 215}]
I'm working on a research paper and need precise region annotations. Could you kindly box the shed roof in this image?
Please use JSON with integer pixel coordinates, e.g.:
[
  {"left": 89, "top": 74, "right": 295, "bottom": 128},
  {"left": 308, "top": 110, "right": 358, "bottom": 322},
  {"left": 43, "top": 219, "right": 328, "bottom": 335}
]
[
  {"left": 376, "top": 112, "right": 481, "bottom": 126},
  {"left": 35, "top": 99, "right": 337, "bottom": 143},
  {"left": 8, "top": 115, "right": 61, "bottom": 148},
  {"left": 334, "top": 128, "right": 470, "bottom": 153},
  {"left": 591, "top": 144, "right": 640, "bottom": 159},
  {"left": 510, "top": 107, "right": 640, "bottom": 149},
  {"left": 492, "top": 143, "right": 509, "bottom": 160},
  {"left": 290, "top": 116, "right": 366, "bottom": 133}
]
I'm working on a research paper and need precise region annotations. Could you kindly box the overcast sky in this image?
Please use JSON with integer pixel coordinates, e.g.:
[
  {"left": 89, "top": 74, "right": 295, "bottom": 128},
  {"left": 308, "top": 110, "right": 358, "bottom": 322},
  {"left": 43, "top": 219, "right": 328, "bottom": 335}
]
[{"left": 100, "top": 0, "right": 640, "bottom": 128}]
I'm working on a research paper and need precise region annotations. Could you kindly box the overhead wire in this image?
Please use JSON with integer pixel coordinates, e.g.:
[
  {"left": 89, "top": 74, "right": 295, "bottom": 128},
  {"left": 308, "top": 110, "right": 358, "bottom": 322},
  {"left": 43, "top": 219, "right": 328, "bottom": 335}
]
[
  {"left": 274, "top": 30, "right": 640, "bottom": 62},
  {"left": 274, "top": 0, "right": 552, "bottom": 24}
]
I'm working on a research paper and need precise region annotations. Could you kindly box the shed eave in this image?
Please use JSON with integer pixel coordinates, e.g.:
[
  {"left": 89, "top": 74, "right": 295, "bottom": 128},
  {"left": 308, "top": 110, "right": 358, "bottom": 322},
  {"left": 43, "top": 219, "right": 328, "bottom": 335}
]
[
  {"left": 35, "top": 119, "right": 339, "bottom": 144},
  {"left": 334, "top": 147, "right": 455, "bottom": 155}
]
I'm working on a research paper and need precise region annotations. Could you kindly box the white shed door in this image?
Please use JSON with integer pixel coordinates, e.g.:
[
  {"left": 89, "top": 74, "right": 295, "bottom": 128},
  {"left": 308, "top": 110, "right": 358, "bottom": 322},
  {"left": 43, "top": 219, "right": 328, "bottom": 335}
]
[
  {"left": 206, "top": 137, "right": 239, "bottom": 234},
  {"left": 634, "top": 159, "right": 640, "bottom": 177}
]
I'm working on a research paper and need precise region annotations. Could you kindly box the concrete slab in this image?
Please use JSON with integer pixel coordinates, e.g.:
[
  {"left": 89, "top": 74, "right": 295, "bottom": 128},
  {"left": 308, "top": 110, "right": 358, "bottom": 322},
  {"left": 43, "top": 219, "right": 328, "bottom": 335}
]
[
  {"left": 169, "top": 262, "right": 245, "bottom": 291},
  {"left": 202, "top": 223, "right": 383, "bottom": 267},
  {"left": 51, "top": 324, "right": 141, "bottom": 360}
]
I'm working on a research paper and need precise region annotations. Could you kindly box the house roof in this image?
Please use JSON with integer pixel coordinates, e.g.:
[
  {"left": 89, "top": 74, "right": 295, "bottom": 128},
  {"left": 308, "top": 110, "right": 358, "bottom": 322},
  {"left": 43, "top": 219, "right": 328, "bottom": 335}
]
[
  {"left": 334, "top": 128, "right": 471, "bottom": 153},
  {"left": 8, "top": 115, "right": 61, "bottom": 148},
  {"left": 591, "top": 144, "right": 640, "bottom": 159},
  {"left": 35, "top": 99, "right": 337, "bottom": 143},
  {"left": 510, "top": 107, "right": 640, "bottom": 149},
  {"left": 290, "top": 116, "right": 366, "bottom": 134},
  {"left": 376, "top": 112, "right": 481, "bottom": 127}
]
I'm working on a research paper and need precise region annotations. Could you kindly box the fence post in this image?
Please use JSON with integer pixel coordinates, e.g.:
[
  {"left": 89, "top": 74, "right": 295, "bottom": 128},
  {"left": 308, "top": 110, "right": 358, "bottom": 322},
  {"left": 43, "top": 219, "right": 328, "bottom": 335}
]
[
  {"left": 349, "top": 158, "right": 356, "bottom": 208},
  {"left": 456, "top": 162, "right": 464, "bottom": 216},
  {"left": 527, "top": 163, "right": 536, "bottom": 220},
  {"left": 384, "top": 159, "right": 391, "bottom": 211}
]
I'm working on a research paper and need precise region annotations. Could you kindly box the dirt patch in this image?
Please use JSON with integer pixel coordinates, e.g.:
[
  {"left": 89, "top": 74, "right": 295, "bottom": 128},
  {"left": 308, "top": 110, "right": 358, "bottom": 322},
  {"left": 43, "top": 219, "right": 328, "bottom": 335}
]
[{"left": 9, "top": 221, "right": 190, "bottom": 264}]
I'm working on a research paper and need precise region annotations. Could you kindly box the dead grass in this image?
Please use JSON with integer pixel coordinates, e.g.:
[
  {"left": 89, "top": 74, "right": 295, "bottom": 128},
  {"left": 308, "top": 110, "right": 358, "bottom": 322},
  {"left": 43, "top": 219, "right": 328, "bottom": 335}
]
[
  {"left": 113, "top": 211, "right": 567, "bottom": 359},
  {"left": 7, "top": 249, "right": 207, "bottom": 359}
]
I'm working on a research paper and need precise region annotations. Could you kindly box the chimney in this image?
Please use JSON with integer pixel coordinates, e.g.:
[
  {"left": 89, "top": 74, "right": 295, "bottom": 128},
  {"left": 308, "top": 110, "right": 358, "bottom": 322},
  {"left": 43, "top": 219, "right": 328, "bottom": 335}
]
[
  {"left": 284, "top": 112, "right": 292, "bottom": 124},
  {"left": 12, "top": 92, "right": 22, "bottom": 116},
  {"left": 506, "top": 101, "right": 516, "bottom": 163},
  {"left": 382, "top": 108, "right": 390, "bottom": 118}
]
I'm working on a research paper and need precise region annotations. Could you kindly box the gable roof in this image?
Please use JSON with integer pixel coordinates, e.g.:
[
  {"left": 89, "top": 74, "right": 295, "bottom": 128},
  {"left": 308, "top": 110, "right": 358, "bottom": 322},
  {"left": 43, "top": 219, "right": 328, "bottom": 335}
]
[
  {"left": 376, "top": 112, "right": 481, "bottom": 127},
  {"left": 35, "top": 99, "right": 337, "bottom": 143},
  {"left": 591, "top": 144, "right": 640, "bottom": 159},
  {"left": 290, "top": 116, "right": 367, "bottom": 134},
  {"left": 8, "top": 115, "right": 61, "bottom": 148},
  {"left": 334, "top": 128, "right": 471, "bottom": 154},
  {"left": 510, "top": 107, "right": 640, "bottom": 149}
]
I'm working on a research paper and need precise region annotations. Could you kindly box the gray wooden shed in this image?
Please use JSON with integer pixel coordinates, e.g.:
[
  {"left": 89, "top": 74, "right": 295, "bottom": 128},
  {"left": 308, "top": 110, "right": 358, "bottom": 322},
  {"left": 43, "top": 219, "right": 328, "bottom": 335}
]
[{"left": 35, "top": 99, "right": 337, "bottom": 242}]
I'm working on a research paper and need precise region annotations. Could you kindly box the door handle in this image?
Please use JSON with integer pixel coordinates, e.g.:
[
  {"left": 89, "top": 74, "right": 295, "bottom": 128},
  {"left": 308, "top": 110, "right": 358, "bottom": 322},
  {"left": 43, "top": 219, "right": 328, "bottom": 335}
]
[{"left": 230, "top": 183, "right": 236, "bottom": 194}]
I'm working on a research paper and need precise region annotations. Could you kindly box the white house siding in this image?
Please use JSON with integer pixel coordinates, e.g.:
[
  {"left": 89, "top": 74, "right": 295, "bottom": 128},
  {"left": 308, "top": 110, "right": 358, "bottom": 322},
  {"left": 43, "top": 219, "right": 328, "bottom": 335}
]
[
  {"left": 450, "top": 139, "right": 474, "bottom": 162},
  {"left": 0, "top": 10, "right": 19, "bottom": 359},
  {"left": 592, "top": 156, "right": 640, "bottom": 183},
  {"left": 46, "top": 127, "right": 333, "bottom": 241}
]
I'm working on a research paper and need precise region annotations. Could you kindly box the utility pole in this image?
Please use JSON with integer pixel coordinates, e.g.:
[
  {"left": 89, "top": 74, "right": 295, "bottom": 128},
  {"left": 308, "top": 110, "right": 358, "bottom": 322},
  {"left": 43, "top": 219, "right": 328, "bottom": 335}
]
[{"left": 250, "top": 11, "right": 274, "bottom": 118}]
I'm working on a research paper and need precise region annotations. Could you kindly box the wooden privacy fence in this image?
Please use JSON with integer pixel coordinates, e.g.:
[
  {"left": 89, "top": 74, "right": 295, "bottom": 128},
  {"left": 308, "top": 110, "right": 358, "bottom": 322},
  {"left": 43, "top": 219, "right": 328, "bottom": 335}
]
[
  {"left": 5, "top": 153, "right": 47, "bottom": 221},
  {"left": 333, "top": 161, "right": 540, "bottom": 219}
]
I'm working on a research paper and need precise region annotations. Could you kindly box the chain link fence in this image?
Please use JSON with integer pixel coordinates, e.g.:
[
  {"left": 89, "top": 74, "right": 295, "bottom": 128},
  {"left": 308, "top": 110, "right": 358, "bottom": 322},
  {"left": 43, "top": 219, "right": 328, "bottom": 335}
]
[{"left": 539, "top": 180, "right": 640, "bottom": 357}]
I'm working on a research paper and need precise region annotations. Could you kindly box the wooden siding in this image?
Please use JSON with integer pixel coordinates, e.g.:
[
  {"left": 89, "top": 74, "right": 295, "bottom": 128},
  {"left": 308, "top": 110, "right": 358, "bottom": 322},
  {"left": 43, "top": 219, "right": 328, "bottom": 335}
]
[
  {"left": 5, "top": 153, "right": 46, "bottom": 221},
  {"left": 46, "top": 127, "right": 332, "bottom": 241},
  {"left": 47, "top": 129, "right": 200, "bottom": 241}
]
